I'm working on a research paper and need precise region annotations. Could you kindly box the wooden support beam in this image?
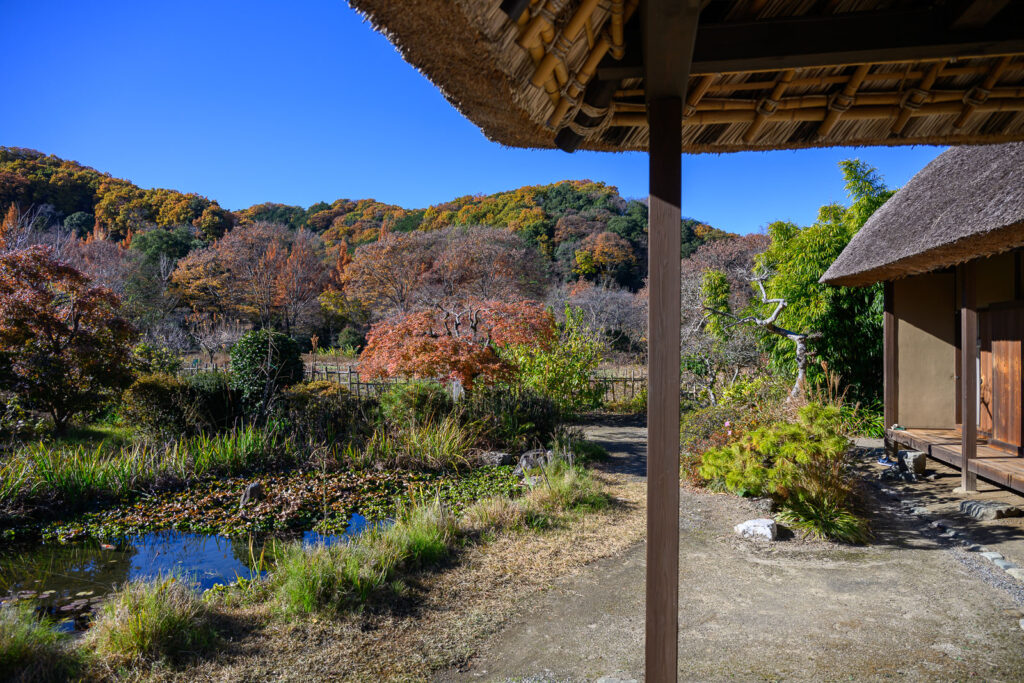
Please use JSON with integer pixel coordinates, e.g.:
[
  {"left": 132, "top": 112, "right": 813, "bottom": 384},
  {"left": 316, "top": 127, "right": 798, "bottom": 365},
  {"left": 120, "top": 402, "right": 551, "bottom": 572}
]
[
  {"left": 644, "top": 2, "right": 699, "bottom": 681},
  {"left": 884, "top": 281, "right": 899, "bottom": 460},
  {"left": 599, "top": 6, "right": 1024, "bottom": 79},
  {"left": 961, "top": 262, "right": 979, "bottom": 492}
]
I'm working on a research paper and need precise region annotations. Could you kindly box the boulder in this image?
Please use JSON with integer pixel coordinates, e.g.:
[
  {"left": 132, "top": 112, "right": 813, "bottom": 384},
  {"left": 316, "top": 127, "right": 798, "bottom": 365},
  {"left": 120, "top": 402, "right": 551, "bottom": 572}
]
[
  {"left": 898, "top": 450, "right": 928, "bottom": 476},
  {"left": 960, "top": 500, "right": 1023, "bottom": 521},
  {"left": 734, "top": 518, "right": 777, "bottom": 541},
  {"left": 514, "top": 449, "right": 555, "bottom": 477},
  {"left": 478, "top": 451, "right": 514, "bottom": 467},
  {"left": 239, "top": 482, "right": 265, "bottom": 509}
]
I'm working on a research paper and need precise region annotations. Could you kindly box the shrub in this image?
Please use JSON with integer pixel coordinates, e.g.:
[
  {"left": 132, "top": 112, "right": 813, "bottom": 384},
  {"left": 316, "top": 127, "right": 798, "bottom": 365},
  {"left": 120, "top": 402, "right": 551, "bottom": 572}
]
[
  {"left": 0, "top": 603, "right": 84, "bottom": 682},
  {"left": 379, "top": 381, "right": 453, "bottom": 428},
  {"left": 698, "top": 402, "right": 849, "bottom": 498},
  {"left": 275, "top": 381, "right": 375, "bottom": 445},
  {"left": 503, "top": 306, "right": 604, "bottom": 416},
  {"left": 131, "top": 342, "right": 183, "bottom": 375},
  {"left": 333, "top": 326, "right": 366, "bottom": 354},
  {"left": 121, "top": 374, "right": 193, "bottom": 440},
  {"left": 697, "top": 402, "right": 868, "bottom": 542},
  {"left": 461, "top": 384, "right": 559, "bottom": 452},
  {"left": 0, "top": 393, "right": 45, "bottom": 443},
  {"left": 87, "top": 576, "right": 217, "bottom": 666},
  {"left": 680, "top": 404, "right": 747, "bottom": 459},
  {"left": 606, "top": 385, "right": 646, "bottom": 415},
  {"left": 185, "top": 370, "right": 241, "bottom": 432},
  {"left": 229, "top": 330, "right": 304, "bottom": 415}
]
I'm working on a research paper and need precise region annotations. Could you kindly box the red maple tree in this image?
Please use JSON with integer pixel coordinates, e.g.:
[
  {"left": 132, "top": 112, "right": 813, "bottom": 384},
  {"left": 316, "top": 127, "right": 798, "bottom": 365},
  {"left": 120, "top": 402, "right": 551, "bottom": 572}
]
[
  {"left": 358, "top": 300, "right": 555, "bottom": 387},
  {"left": 0, "top": 246, "right": 136, "bottom": 432}
]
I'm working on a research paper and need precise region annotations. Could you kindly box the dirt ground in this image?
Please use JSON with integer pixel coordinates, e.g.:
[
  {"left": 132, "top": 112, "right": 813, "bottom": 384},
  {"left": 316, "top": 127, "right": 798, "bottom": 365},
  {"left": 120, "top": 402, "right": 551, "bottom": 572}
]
[
  {"left": 445, "top": 423, "right": 1024, "bottom": 682},
  {"left": 146, "top": 421, "right": 1024, "bottom": 682}
]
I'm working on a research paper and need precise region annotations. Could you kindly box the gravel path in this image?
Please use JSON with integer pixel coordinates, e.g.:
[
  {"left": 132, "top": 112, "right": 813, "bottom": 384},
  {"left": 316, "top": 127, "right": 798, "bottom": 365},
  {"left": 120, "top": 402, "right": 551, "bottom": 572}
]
[{"left": 444, "top": 423, "right": 1024, "bottom": 682}]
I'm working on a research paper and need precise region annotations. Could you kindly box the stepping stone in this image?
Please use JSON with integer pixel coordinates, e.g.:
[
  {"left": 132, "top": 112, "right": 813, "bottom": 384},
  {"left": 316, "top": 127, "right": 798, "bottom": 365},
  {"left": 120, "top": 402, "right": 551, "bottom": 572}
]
[
  {"left": 982, "top": 551, "right": 1005, "bottom": 561},
  {"left": 1006, "top": 568, "right": 1024, "bottom": 582},
  {"left": 994, "top": 559, "right": 1018, "bottom": 571},
  {"left": 960, "top": 500, "right": 1023, "bottom": 521},
  {"left": 734, "top": 518, "right": 777, "bottom": 541}
]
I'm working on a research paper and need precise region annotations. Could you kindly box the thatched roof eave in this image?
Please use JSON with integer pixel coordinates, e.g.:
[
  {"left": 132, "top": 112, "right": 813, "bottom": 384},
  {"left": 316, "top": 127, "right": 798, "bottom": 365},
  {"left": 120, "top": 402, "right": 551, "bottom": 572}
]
[{"left": 821, "top": 142, "right": 1024, "bottom": 287}]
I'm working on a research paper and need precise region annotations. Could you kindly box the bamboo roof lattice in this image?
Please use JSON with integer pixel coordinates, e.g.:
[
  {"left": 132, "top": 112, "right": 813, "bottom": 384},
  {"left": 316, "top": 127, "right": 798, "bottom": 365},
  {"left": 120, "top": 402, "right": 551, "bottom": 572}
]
[{"left": 349, "top": 0, "right": 1024, "bottom": 152}]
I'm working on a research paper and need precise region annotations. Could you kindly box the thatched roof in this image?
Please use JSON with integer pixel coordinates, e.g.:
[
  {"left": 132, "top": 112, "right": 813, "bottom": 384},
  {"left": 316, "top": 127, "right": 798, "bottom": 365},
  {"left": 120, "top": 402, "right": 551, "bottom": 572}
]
[
  {"left": 349, "top": 0, "right": 1024, "bottom": 152},
  {"left": 821, "top": 142, "right": 1024, "bottom": 286}
]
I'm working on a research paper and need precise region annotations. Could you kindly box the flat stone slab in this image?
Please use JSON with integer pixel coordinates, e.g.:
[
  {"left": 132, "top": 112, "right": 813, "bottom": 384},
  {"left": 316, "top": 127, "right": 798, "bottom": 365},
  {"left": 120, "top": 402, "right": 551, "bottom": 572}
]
[
  {"left": 1006, "top": 568, "right": 1024, "bottom": 582},
  {"left": 981, "top": 551, "right": 1005, "bottom": 562},
  {"left": 994, "top": 559, "right": 1019, "bottom": 571},
  {"left": 734, "top": 518, "right": 777, "bottom": 541},
  {"left": 960, "top": 500, "right": 1023, "bottom": 521}
]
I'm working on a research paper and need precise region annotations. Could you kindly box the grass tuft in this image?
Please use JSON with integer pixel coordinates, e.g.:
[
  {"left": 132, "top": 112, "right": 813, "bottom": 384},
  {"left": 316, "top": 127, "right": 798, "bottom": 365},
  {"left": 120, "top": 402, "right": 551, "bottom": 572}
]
[
  {"left": 0, "top": 603, "right": 84, "bottom": 682},
  {"left": 86, "top": 576, "right": 218, "bottom": 667},
  {"left": 525, "top": 461, "right": 611, "bottom": 514},
  {"left": 777, "top": 494, "right": 871, "bottom": 545},
  {"left": 271, "top": 503, "right": 457, "bottom": 615}
]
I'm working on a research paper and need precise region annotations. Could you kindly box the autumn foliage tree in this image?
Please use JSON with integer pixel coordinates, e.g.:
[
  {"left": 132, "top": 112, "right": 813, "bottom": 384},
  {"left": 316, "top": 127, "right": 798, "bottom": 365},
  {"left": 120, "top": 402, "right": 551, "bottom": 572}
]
[
  {"left": 171, "top": 223, "right": 327, "bottom": 333},
  {"left": 0, "top": 246, "right": 136, "bottom": 432},
  {"left": 359, "top": 300, "right": 555, "bottom": 387},
  {"left": 342, "top": 226, "right": 547, "bottom": 317}
]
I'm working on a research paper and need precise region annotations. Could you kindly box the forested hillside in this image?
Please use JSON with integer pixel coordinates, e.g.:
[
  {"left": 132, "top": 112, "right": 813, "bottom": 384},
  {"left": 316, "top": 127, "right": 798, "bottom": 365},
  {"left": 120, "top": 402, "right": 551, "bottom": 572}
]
[
  {"left": 0, "top": 147, "right": 732, "bottom": 284},
  {"left": 0, "top": 146, "right": 739, "bottom": 356}
]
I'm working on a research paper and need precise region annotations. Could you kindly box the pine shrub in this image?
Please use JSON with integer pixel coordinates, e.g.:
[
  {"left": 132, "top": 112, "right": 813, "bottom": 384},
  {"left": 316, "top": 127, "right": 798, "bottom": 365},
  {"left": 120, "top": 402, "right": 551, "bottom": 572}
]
[{"left": 229, "top": 330, "right": 304, "bottom": 415}]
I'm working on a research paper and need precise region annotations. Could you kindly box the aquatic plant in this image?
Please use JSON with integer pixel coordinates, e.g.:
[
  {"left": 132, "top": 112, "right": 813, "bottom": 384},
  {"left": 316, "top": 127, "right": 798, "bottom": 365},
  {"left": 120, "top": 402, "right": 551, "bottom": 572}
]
[
  {"left": 86, "top": 576, "right": 218, "bottom": 666},
  {"left": 0, "top": 425, "right": 294, "bottom": 513}
]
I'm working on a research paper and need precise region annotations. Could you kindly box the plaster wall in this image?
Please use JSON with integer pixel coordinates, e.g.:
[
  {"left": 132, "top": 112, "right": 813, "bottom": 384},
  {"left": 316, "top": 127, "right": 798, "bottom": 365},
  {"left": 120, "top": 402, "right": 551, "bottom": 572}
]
[{"left": 895, "top": 272, "right": 956, "bottom": 428}]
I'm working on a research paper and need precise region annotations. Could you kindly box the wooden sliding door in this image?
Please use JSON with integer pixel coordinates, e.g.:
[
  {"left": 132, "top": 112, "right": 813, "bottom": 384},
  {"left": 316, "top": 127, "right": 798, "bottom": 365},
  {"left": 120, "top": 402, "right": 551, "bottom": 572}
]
[{"left": 984, "top": 304, "right": 1024, "bottom": 453}]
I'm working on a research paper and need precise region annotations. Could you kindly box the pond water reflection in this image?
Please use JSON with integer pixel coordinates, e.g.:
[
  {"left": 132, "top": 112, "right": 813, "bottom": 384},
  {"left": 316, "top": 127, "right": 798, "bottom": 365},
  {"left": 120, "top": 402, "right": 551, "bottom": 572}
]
[{"left": 0, "top": 514, "right": 368, "bottom": 619}]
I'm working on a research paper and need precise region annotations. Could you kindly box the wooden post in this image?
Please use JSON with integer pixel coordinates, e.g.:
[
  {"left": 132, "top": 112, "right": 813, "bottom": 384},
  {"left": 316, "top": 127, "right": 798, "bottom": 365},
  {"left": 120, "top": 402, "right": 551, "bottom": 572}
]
[
  {"left": 883, "top": 281, "right": 898, "bottom": 460},
  {"left": 960, "top": 262, "right": 979, "bottom": 492},
  {"left": 646, "top": 93, "right": 682, "bottom": 683},
  {"left": 644, "top": 2, "right": 700, "bottom": 680}
]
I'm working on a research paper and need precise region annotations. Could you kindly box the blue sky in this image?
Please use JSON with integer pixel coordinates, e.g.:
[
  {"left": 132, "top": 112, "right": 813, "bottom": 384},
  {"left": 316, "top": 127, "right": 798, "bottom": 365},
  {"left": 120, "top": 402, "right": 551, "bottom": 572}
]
[{"left": 1, "top": 0, "right": 944, "bottom": 234}]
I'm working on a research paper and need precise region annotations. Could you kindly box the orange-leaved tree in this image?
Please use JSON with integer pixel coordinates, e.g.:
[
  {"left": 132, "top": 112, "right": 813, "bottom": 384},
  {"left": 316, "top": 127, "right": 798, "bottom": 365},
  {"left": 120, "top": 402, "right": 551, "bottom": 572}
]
[
  {"left": 0, "top": 246, "right": 136, "bottom": 433},
  {"left": 358, "top": 300, "right": 555, "bottom": 388}
]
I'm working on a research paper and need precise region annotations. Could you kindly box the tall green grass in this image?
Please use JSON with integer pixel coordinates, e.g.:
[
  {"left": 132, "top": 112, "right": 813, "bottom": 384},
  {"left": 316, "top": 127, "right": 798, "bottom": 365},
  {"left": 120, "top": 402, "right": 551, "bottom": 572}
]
[
  {"left": 359, "top": 416, "right": 476, "bottom": 471},
  {"left": 0, "top": 604, "right": 84, "bottom": 682},
  {"left": 0, "top": 425, "right": 293, "bottom": 510}
]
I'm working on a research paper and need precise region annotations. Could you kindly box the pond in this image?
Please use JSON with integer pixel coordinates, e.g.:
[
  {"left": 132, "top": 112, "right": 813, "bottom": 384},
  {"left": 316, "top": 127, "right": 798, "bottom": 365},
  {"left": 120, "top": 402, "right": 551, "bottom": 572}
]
[{"left": 0, "top": 514, "right": 369, "bottom": 630}]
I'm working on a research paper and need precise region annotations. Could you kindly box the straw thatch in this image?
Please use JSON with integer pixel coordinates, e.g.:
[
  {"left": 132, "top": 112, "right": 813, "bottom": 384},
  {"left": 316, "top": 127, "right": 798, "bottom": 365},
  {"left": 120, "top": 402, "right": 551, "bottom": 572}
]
[
  {"left": 821, "top": 142, "right": 1024, "bottom": 287},
  {"left": 349, "top": 0, "right": 1024, "bottom": 152}
]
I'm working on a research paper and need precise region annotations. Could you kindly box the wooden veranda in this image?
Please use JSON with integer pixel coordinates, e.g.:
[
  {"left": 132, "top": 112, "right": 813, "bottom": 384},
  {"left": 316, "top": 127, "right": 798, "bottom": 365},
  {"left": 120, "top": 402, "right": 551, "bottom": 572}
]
[{"left": 890, "top": 428, "right": 1024, "bottom": 494}]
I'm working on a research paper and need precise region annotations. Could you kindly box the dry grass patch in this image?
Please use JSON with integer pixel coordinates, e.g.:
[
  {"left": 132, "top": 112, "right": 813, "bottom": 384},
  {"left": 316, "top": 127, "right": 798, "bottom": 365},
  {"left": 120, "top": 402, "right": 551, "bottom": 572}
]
[{"left": 146, "top": 472, "right": 646, "bottom": 682}]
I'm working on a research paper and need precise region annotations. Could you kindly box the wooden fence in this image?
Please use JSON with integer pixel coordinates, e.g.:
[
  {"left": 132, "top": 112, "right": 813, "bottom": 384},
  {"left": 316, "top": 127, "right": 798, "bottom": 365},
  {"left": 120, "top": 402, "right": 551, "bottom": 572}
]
[{"left": 174, "top": 361, "right": 712, "bottom": 406}]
